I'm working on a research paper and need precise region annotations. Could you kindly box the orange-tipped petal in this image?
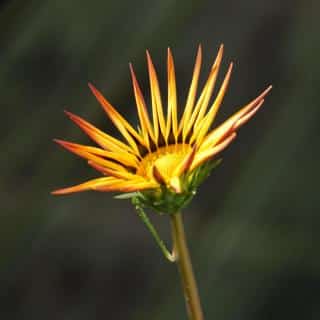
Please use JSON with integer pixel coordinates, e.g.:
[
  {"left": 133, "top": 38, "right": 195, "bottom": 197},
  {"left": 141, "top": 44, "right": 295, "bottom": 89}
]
[
  {"left": 95, "top": 179, "right": 158, "bottom": 192},
  {"left": 192, "top": 62, "right": 233, "bottom": 145},
  {"left": 129, "top": 63, "right": 155, "bottom": 146},
  {"left": 87, "top": 161, "right": 137, "bottom": 180},
  {"left": 64, "top": 110, "right": 133, "bottom": 154},
  {"left": 88, "top": 83, "right": 146, "bottom": 155},
  {"left": 179, "top": 44, "right": 202, "bottom": 136},
  {"left": 200, "top": 85, "right": 272, "bottom": 151},
  {"left": 146, "top": 50, "right": 166, "bottom": 142},
  {"left": 166, "top": 47, "right": 178, "bottom": 141},
  {"left": 54, "top": 139, "right": 139, "bottom": 168},
  {"left": 233, "top": 99, "right": 265, "bottom": 129},
  {"left": 51, "top": 176, "right": 120, "bottom": 195},
  {"left": 191, "top": 132, "right": 237, "bottom": 171},
  {"left": 54, "top": 139, "right": 128, "bottom": 172},
  {"left": 183, "top": 45, "right": 224, "bottom": 142}
]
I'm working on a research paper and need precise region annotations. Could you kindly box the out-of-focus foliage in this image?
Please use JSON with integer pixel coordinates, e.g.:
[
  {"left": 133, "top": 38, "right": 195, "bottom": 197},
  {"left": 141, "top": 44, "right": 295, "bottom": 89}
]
[{"left": 1, "top": 0, "right": 319, "bottom": 319}]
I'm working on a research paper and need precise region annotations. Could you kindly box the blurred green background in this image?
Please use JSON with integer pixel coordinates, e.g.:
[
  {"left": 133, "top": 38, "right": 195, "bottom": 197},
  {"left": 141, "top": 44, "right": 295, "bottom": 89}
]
[{"left": 1, "top": 0, "right": 319, "bottom": 319}]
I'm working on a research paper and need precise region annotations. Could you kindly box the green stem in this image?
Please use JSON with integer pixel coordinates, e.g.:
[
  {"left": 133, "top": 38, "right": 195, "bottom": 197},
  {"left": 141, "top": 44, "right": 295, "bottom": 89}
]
[
  {"left": 170, "top": 212, "right": 204, "bottom": 320},
  {"left": 135, "top": 204, "right": 176, "bottom": 262}
]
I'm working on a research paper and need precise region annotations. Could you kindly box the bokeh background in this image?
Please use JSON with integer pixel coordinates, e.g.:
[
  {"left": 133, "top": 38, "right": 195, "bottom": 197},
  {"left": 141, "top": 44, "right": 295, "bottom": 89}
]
[{"left": 1, "top": 0, "right": 319, "bottom": 319}]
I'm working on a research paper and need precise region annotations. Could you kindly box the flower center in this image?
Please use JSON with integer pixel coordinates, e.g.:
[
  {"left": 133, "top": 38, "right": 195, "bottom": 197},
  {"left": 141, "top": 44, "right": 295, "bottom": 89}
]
[{"left": 137, "top": 144, "right": 191, "bottom": 183}]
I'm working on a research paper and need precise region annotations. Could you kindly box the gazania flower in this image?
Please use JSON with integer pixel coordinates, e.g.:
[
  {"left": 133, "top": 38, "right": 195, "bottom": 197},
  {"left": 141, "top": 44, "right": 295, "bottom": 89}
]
[{"left": 52, "top": 45, "right": 271, "bottom": 214}]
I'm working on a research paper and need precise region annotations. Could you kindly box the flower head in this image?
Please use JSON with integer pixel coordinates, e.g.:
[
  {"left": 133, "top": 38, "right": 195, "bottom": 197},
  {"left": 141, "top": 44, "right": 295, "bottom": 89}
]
[{"left": 52, "top": 45, "right": 271, "bottom": 213}]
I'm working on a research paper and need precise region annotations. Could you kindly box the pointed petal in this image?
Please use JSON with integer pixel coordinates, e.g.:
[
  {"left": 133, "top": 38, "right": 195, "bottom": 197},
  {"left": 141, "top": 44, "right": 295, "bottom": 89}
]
[
  {"left": 190, "top": 133, "right": 237, "bottom": 171},
  {"left": 200, "top": 85, "right": 272, "bottom": 151},
  {"left": 51, "top": 176, "right": 120, "bottom": 195},
  {"left": 166, "top": 47, "right": 178, "bottom": 141},
  {"left": 179, "top": 45, "right": 202, "bottom": 135},
  {"left": 87, "top": 161, "right": 137, "bottom": 180},
  {"left": 129, "top": 63, "right": 155, "bottom": 146},
  {"left": 95, "top": 179, "right": 158, "bottom": 192},
  {"left": 183, "top": 44, "right": 224, "bottom": 141},
  {"left": 233, "top": 98, "right": 265, "bottom": 129},
  {"left": 54, "top": 139, "right": 139, "bottom": 168},
  {"left": 191, "top": 62, "right": 233, "bottom": 145},
  {"left": 146, "top": 50, "right": 166, "bottom": 142},
  {"left": 88, "top": 83, "right": 146, "bottom": 155},
  {"left": 64, "top": 110, "right": 134, "bottom": 154},
  {"left": 54, "top": 139, "right": 128, "bottom": 172}
]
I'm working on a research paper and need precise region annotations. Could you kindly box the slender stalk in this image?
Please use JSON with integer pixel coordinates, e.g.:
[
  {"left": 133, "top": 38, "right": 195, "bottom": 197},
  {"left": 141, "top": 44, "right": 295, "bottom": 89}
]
[{"left": 170, "top": 212, "right": 204, "bottom": 320}]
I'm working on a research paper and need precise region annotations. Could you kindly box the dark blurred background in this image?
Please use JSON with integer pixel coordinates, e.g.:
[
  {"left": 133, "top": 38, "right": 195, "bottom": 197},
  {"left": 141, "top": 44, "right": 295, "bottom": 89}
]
[{"left": 1, "top": 0, "right": 319, "bottom": 319}]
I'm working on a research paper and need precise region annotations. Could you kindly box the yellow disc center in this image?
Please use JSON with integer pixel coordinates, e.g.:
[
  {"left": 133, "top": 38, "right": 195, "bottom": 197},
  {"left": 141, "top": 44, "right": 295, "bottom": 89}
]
[{"left": 137, "top": 144, "right": 191, "bottom": 182}]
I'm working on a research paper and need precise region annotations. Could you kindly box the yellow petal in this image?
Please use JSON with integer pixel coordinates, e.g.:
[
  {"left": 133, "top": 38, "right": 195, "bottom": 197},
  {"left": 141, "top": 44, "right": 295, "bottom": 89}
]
[
  {"left": 129, "top": 63, "right": 155, "bottom": 146},
  {"left": 191, "top": 62, "right": 233, "bottom": 145},
  {"left": 64, "top": 110, "right": 134, "bottom": 154},
  {"left": 146, "top": 50, "right": 166, "bottom": 143},
  {"left": 95, "top": 178, "right": 158, "bottom": 192},
  {"left": 51, "top": 176, "right": 120, "bottom": 194},
  {"left": 200, "top": 85, "right": 272, "bottom": 151},
  {"left": 54, "top": 139, "right": 139, "bottom": 168},
  {"left": 173, "top": 144, "right": 197, "bottom": 177},
  {"left": 88, "top": 83, "right": 146, "bottom": 155},
  {"left": 178, "top": 45, "right": 202, "bottom": 138},
  {"left": 87, "top": 161, "right": 138, "bottom": 180},
  {"left": 54, "top": 139, "right": 128, "bottom": 172},
  {"left": 183, "top": 44, "right": 224, "bottom": 141},
  {"left": 169, "top": 176, "right": 182, "bottom": 193},
  {"left": 152, "top": 164, "right": 167, "bottom": 184},
  {"left": 166, "top": 47, "right": 178, "bottom": 141},
  {"left": 190, "top": 132, "right": 237, "bottom": 171}
]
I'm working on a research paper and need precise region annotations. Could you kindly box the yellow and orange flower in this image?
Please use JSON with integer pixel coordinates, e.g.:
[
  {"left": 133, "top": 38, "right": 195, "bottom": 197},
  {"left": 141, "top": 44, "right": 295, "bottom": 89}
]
[{"left": 52, "top": 45, "right": 271, "bottom": 212}]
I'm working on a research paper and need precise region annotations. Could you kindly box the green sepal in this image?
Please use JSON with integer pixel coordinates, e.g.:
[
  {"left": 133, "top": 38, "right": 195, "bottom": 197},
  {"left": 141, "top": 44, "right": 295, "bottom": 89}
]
[
  {"left": 114, "top": 192, "right": 139, "bottom": 199},
  {"left": 131, "top": 158, "right": 222, "bottom": 215}
]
